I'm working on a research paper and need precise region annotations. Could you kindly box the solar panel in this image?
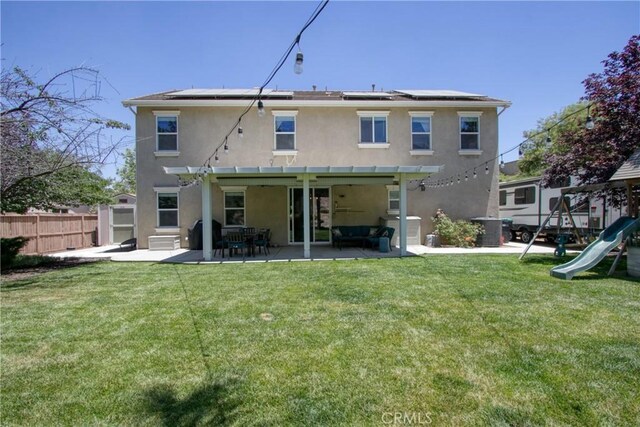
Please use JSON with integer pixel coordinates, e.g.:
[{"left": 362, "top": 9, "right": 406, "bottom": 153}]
[
  {"left": 342, "top": 91, "right": 394, "bottom": 98},
  {"left": 169, "top": 89, "right": 294, "bottom": 97},
  {"left": 395, "top": 90, "right": 485, "bottom": 98}
]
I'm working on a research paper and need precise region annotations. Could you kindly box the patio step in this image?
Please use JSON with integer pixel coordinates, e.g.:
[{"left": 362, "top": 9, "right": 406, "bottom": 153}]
[{"left": 148, "top": 235, "right": 180, "bottom": 251}]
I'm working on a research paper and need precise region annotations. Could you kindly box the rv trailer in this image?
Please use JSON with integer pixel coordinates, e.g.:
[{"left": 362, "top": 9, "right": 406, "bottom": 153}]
[{"left": 499, "top": 176, "right": 624, "bottom": 243}]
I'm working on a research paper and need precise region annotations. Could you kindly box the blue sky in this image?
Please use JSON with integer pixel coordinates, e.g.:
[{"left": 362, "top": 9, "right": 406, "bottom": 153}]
[{"left": 2, "top": 1, "right": 638, "bottom": 179}]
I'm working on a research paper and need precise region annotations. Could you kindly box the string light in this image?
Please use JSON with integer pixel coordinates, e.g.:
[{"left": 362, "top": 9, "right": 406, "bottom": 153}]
[
  {"left": 546, "top": 133, "right": 552, "bottom": 145},
  {"left": 585, "top": 106, "right": 594, "bottom": 129},
  {"left": 473, "top": 168, "right": 477, "bottom": 179},
  {"left": 224, "top": 139, "right": 229, "bottom": 154},
  {"left": 465, "top": 171, "right": 469, "bottom": 181},
  {"left": 257, "top": 99, "right": 266, "bottom": 118},
  {"left": 500, "top": 155, "right": 505, "bottom": 170},
  {"left": 294, "top": 36, "right": 304, "bottom": 74},
  {"left": 485, "top": 163, "right": 489, "bottom": 174},
  {"left": 457, "top": 174, "right": 461, "bottom": 184},
  {"left": 238, "top": 124, "right": 243, "bottom": 138}
]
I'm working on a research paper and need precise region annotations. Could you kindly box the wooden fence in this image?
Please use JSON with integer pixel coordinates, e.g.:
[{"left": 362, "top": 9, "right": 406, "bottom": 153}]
[{"left": 0, "top": 213, "right": 98, "bottom": 254}]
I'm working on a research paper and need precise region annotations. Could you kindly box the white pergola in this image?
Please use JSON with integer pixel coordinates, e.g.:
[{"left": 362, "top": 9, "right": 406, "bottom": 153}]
[{"left": 164, "top": 165, "right": 442, "bottom": 260}]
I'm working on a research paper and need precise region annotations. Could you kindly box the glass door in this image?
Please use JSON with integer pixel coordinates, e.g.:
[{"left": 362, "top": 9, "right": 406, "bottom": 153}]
[{"left": 289, "top": 187, "right": 331, "bottom": 244}]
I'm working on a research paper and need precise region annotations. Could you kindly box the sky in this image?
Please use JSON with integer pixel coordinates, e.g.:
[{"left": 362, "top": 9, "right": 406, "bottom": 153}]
[{"left": 2, "top": 1, "right": 639, "bottom": 180}]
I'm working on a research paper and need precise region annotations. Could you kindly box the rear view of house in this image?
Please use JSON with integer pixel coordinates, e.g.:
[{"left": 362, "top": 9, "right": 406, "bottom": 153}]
[{"left": 123, "top": 89, "right": 510, "bottom": 259}]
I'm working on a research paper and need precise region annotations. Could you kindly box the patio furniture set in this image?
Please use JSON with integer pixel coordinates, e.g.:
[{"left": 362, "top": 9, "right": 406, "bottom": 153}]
[{"left": 331, "top": 225, "right": 395, "bottom": 251}]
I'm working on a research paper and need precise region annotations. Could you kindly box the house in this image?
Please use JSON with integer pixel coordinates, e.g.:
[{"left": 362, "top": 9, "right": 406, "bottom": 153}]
[{"left": 122, "top": 89, "right": 511, "bottom": 259}]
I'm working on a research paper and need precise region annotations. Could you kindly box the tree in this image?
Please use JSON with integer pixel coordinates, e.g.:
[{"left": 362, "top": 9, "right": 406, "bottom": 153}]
[
  {"left": 1, "top": 66, "right": 130, "bottom": 213},
  {"left": 517, "top": 102, "right": 590, "bottom": 177},
  {"left": 542, "top": 35, "right": 640, "bottom": 189},
  {"left": 112, "top": 148, "right": 136, "bottom": 195}
]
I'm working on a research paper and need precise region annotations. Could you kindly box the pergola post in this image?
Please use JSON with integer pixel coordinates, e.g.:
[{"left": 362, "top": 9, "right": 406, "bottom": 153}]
[
  {"left": 303, "top": 175, "right": 311, "bottom": 258},
  {"left": 202, "top": 174, "right": 213, "bottom": 261},
  {"left": 399, "top": 173, "right": 408, "bottom": 256}
]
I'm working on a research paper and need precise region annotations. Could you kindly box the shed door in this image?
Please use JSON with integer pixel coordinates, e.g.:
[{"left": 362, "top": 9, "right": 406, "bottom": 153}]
[{"left": 110, "top": 206, "right": 135, "bottom": 244}]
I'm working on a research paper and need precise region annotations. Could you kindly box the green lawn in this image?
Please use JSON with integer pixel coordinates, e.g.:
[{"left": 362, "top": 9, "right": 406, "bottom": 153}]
[{"left": 1, "top": 255, "right": 639, "bottom": 426}]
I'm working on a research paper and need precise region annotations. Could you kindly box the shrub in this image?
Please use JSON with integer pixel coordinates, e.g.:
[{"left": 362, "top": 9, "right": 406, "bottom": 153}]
[
  {"left": 1, "top": 237, "right": 30, "bottom": 270},
  {"left": 432, "top": 210, "right": 484, "bottom": 248}
]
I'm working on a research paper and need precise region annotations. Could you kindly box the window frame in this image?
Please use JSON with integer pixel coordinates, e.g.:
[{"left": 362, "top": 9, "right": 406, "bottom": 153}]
[
  {"left": 153, "top": 111, "right": 180, "bottom": 156},
  {"left": 357, "top": 111, "right": 390, "bottom": 148},
  {"left": 457, "top": 111, "right": 482, "bottom": 155},
  {"left": 222, "top": 186, "right": 247, "bottom": 227},
  {"left": 272, "top": 111, "right": 298, "bottom": 155},
  {"left": 386, "top": 185, "right": 400, "bottom": 215},
  {"left": 514, "top": 186, "right": 536, "bottom": 205},
  {"left": 409, "top": 111, "right": 434, "bottom": 155},
  {"left": 154, "top": 187, "right": 180, "bottom": 230}
]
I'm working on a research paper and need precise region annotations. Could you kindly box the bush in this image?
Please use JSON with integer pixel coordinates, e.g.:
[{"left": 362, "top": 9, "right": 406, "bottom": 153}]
[
  {"left": 432, "top": 210, "right": 484, "bottom": 248},
  {"left": 1, "top": 237, "right": 30, "bottom": 270}
]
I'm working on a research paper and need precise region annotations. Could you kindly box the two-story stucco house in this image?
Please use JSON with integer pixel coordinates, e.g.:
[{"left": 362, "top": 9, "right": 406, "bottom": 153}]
[{"left": 122, "top": 89, "right": 510, "bottom": 260}]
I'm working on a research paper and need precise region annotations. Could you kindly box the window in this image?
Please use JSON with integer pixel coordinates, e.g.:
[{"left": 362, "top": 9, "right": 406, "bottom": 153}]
[
  {"left": 410, "top": 113, "right": 433, "bottom": 150},
  {"left": 154, "top": 111, "right": 180, "bottom": 152},
  {"left": 458, "top": 112, "right": 482, "bottom": 151},
  {"left": 514, "top": 186, "right": 536, "bottom": 205},
  {"left": 157, "top": 192, "right": 178, "bottom": 227},
  {"left": 549, "top": 196, "right": 572, "bottom": 211},
  {"left": 224, "top": 190, "right": 246, "bottom": 226},
  {"left": 387, "top": 185, "right": 399, "bottom": 214},
  {"left": 499, "top": 190, "right": 507, "bottom": 206},
  {"left": 357, "top": 111, "right": 389, "bottom": 145},
  {"left": 274, "top": 115, "right": 296, "bottom": 150},
  {"left": 549, "top": 177, "right": 571, "bottom": 189}
]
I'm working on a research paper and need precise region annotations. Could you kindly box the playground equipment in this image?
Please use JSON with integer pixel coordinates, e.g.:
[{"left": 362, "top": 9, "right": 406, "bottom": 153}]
[{"left": 550, "top": 217, "right": 640, "bottom": 280}]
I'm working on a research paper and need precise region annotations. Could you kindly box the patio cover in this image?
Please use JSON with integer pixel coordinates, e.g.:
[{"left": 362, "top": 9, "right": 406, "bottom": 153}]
[{"left": 164, "top": 165, "right": 443, "bottom": 260}]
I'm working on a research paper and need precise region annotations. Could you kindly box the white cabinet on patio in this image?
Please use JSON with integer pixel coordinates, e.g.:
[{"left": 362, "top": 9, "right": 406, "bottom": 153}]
[{"left": 381, "top": 215, "right": 421, "bottom": 247}]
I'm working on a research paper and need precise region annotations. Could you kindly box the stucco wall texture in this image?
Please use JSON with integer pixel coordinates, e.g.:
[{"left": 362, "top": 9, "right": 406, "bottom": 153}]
[{"left": 136, "top": 106, "right": 501, "bottom": 248}]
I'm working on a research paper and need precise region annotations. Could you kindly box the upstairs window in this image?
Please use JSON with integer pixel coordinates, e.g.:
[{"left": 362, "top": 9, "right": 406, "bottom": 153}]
[
  {"left": 514, "top": 186, "right": 536, "bottom": 205},
  {"left": 410, "top": 113, "right": 433, "bottom": 150},
  {"left": 358, "top": 111, "right": 389, "bottom": 145},
  {"left": 273, "top": 111, "right": 298, "bottom": 151},
  {"left": 154, "top": 111, "right": 180, "bottom": 152},
  {"left": 458, "top": 112, "right": 481, "bottom": 150},
  {"left": 499, "top": 190, "right": 507, "bottom": 206}
]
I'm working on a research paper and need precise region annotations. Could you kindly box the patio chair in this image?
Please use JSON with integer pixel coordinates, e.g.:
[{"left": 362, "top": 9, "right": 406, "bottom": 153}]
[
  {"left": 254, "top": 229, "right": 270, "bottom": 255},
  {"left": 226, "top": 231, "right": 247, "bottom": 260},
  {"left": 212, "top": 229, "right": 226, "bottom": 258}
]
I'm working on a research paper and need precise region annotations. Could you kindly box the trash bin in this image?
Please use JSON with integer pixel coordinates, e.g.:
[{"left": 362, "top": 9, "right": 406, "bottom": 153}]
[
  {"left": 501, "top": 218, "right": 513, "bottom": 244},
  {"left": 425, "top": 234, "right": 440, "bottom": 247},
  {"left": 379, "top": 236, "right": 390, "bottom": 253}
]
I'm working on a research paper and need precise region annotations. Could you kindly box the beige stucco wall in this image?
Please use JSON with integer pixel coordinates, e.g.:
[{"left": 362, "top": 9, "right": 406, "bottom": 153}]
[{"left": 136, "top": 105, "right": 500, "bottom": 248}]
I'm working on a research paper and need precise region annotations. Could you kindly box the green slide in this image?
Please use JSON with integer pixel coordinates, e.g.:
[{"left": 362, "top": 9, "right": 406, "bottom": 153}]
[{"left": 550, "top": 216, "right": 640, "bottom": 280}]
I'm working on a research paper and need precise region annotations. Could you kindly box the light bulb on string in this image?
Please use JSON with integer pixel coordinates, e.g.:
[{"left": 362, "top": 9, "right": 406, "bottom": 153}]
[
  {"left": 294, "top": 51, "right": 304, "bottom": 75},
  {"left": 585, "top": 105, "right": 594, "bottom": 130},
  {"left": 214, "top": 153, "right": 220, "bottom": 163},
  {"left": 473, "top": 168, "right": 477, "bottom": 179},
  {"left": 238, "top": 126, "right": 243, "bottom": 139},
  {"left": 485, "top": 163, "right": 489, "bottom": 174},
  {"left": 457, "top": 174, "right": 461, "bottom": 184},
  {"left": 257, "top": 100, "right": 266, "bottom": 118},
  {"left": 500, "top": 155, "right": 505, "bottom": 170},
  {"left": 546, "top": 133, "right": 552, "bottom": 145},
  {"left": 465, "top": 172, "right": 469, "bottom": 181}
]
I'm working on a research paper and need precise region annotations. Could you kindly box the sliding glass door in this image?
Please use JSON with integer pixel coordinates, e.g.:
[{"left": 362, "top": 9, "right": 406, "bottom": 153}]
[{"left": 289, "top": 187, "right": 331, "bottom": 243}]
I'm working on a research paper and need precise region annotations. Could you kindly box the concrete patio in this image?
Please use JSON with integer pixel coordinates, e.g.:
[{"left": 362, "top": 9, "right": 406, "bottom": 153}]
[{"left": 50, "top": 241, "right": 572, "bottom": 264}]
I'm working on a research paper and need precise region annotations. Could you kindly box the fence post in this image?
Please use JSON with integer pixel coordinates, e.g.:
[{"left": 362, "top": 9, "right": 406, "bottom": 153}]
[{"left": 36, "top": 214, "right": 41, "bottom": 254}]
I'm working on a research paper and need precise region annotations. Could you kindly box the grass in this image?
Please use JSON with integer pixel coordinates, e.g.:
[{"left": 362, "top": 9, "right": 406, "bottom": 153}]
[{"left": 1, "top": 255, "right": 639, "bottom": 426}]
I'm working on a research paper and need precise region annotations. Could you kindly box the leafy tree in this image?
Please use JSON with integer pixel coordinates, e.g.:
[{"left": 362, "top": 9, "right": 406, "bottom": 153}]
[
  {"left": 518, "top": 102, "right": 590, "bottom": 177},
  {"left": 543, "top": 35, "right": 640, "bottom": 188},
  {"left": 112, "top": 148, "right": 136, "bottom": 195},
  {"left": 1, "top": 66, "right": 130, "bottom": 213}
]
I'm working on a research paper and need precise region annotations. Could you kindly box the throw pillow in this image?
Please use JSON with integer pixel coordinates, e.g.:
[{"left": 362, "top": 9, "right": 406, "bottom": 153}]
[
  {"left": 333, "top": 228, "right": 342, "bottom": 237},
  {"left": 382, "top": 230, "right": 389, "bottom": 237},
  {"left": 369, "top": 227, "right": 378, "bottom": 236}
]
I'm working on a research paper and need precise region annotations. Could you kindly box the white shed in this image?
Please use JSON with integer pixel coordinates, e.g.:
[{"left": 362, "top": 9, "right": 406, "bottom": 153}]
[{"left": 98, "top": 194, "right": 137, "bottom": 245}]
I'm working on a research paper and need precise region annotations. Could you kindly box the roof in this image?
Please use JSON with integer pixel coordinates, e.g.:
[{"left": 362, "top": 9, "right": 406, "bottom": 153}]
[
  {"left": 123, "top": 88, "right": 510, "bottom": 108},
  {"left": 610, "top": 149, "right": 640, "bottom": 182}
]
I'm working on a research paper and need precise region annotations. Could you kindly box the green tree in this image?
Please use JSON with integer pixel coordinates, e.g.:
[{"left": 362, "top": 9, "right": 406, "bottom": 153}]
[
  {"left": 112, "top": 148, "right": 136, "bottom": 195},
  {"left": 1, "top": 65, "right": 130, "bottom": 213},
  {"left": 518, "top": 102, "right": 590, "bottom": 177}
]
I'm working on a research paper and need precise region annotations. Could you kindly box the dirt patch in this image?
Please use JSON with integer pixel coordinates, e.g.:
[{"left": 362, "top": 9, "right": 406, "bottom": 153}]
[{"left": 1, "top": 258, "right": 103, "bottom": 283}]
